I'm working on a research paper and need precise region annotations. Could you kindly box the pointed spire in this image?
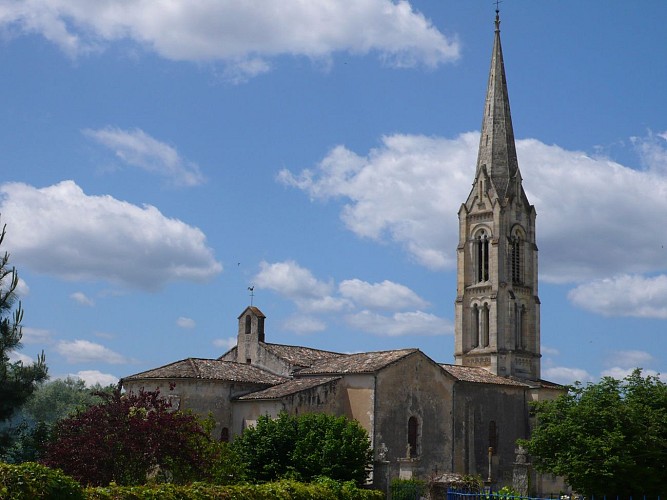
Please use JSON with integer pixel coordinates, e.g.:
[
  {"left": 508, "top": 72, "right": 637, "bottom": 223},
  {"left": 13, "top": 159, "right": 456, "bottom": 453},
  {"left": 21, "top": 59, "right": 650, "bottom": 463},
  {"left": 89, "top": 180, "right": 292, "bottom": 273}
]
[{"left": 475, "top": 9, "right": 520, "bottom": 200}]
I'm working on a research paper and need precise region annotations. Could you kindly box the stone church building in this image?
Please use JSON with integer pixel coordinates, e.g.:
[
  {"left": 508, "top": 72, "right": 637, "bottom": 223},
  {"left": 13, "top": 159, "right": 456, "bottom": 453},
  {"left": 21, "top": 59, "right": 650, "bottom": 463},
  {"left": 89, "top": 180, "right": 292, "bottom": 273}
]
[{"left": 123, "top": 13, "right": 563, "bottom": 494}]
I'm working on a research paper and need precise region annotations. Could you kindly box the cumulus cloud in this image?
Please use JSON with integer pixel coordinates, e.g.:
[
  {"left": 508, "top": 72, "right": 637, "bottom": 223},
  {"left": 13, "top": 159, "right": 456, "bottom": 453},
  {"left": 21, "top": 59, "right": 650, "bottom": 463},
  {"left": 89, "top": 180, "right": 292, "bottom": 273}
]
[
  {"left": 20, "top": 327, "right": 53, "bottom": 345},
  {"left": 253, "top": 259, "right": 448, "bottom": 336},
  {"left": 71, "top": 291, "right": 95, "bottom": 306},
  {"left": 176, "top": 316, "right": 196, "bottom": 329},
  {"left": 568, "top": 275, "right": 667, "bottom": 318},
  {"left": 339, "top": 279, "right": 428, "bottom": 310},
  {"left": 0, "top": 180, "right": 222, "bottom": 290},
  {"left": 345, "top": 310, "right": 451, "bottom": 337},
  {"left": 8, "top": 350, "right": 34, "bottom": 365},
  {"left": 542, "top": 366, "right": 594, "bottom": 386},
  {"left": 255, "top": 260, "right": 334, "bottom": 300},
  {"left": 606, "top": 350, "right": 654, "bottom": 370},
  {"left": 70, "top": 370, "right": 118, "bottom": 387},
  {"left": 0, "top": 0, "right": 459, "bottom": 81},
  {"left": 632, "top": 130, "right": 667, "bottom": 175},
  {"left": 56, "top": 339, "right": 128, "bottom": 364},
  {"left": 84, "top": 127, "right": 205, "bottom": 187},
  {"left": 282, "top": 315, "right": 327, "bottom": 334},
  {"left": 280, "top": 131, "right": 667, "bottom": 322}
]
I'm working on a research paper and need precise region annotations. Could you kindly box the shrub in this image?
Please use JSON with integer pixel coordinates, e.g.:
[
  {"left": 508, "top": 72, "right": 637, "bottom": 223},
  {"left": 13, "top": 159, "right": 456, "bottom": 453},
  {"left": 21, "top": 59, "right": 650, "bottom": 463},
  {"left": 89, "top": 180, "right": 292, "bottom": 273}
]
[{"left": 0, "top": 461, "right": 84, "bottom": 499}]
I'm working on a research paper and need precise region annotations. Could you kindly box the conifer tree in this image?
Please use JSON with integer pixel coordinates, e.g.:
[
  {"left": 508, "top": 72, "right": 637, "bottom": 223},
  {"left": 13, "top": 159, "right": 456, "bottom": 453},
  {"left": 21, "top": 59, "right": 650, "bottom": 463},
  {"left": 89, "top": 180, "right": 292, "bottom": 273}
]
[{"left": 0, "top": 217, "right": 48, "bottom": 453}]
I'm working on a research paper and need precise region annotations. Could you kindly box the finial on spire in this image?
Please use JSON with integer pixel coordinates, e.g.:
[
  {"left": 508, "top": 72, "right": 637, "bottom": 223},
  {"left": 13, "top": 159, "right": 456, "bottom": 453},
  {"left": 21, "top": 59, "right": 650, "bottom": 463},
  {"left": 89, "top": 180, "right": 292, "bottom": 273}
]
[{"left": 494, "top": 0, "right": 502, "bottom": 31}]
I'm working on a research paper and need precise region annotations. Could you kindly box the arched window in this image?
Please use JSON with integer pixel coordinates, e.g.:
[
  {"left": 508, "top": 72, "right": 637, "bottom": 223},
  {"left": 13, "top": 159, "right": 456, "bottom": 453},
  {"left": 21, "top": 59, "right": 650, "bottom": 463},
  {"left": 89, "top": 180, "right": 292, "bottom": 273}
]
[
  {"left": 475, "top": 230, "right": 489, "bottom": 283},
  {"left": 471, "top": 304, "right": 479, "bottom": 348},
  {"left": 245, "top": 315, "right": 251, "bottom": 334},
  {"left": 220, "top": 427, "right": 229, "bottom": 443},
  {"left": 408, "top": 416, "right": 419, "bottom": 458},
  {"left": 481, "top": 304, "right": 490, "bottom": 347}
]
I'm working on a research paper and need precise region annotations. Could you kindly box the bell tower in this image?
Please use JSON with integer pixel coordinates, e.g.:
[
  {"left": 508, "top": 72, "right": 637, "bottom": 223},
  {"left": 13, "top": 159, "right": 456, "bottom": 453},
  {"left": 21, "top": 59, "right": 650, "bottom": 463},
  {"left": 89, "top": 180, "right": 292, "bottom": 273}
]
[{"left": 454, "top": 11, "right": 540, "bottom": 380}]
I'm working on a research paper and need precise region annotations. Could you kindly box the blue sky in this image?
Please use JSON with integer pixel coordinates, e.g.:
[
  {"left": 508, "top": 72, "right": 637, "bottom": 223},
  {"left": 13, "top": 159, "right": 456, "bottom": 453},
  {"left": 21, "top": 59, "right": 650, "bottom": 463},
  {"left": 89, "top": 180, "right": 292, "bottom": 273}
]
[{"left": 2, "top": 1, "right": 666, "bottom": 387}]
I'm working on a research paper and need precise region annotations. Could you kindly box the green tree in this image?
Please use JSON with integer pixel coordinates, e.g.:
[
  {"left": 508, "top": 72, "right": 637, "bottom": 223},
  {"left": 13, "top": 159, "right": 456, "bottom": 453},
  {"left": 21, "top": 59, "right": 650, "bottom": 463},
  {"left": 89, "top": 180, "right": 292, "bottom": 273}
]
[
  {"left": 232, "top": 412, "right": 373, "bottom": 485},
  {"left": 0, "top": 218, "right": 48, "bottom": 454},
  {"left": 2, "top": 377, "right": 114, "bottom": 463},
  {"left": 520, "top": 369, "right": 667, "bottom": 497}
]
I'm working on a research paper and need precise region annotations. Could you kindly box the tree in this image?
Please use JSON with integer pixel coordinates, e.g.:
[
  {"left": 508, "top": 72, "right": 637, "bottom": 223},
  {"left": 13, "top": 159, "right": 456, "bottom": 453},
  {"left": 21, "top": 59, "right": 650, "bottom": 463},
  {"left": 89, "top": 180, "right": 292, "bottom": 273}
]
[
  {"left": 520, "top": 369, "right": 667, "bottom": 497},
  {"left": 41, "top": 388, "right": 215, "bottom": 486},
  {"left": 232, "top": 412, "right": 373, "bottom": 485},
  {"left": 0, "top": 217, "right": 48, "bottom": 453},
  {"left": 1, "top": 377, "right": 114, "bottom": 463}
]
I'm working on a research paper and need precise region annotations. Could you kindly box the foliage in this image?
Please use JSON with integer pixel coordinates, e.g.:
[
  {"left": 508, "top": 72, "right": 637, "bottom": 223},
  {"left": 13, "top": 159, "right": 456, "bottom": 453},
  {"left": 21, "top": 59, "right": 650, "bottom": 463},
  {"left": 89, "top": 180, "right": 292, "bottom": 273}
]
[
  {"left": 41, "top": 388, "right": 214, "bottom": 486},
  {"left": 86, "top": 479, "right": 384, "bottom": 500},
  {"left": 232, "top": 412, "right": 373, "bottom": 485},
  {"left": 0, "top": 218, "right": 48, "bottom": 455},
  {"left": 391, "top": 478, "right": 427, "bottom": 500},
  {"left": 2, "top": 377, "right": 114, "bottom": 463},
  {"left": 519, "top": 369, "right": 667, "bottom": 498},
  {"left": 0, "top": 461, "right": 85, "bottom": 499}
]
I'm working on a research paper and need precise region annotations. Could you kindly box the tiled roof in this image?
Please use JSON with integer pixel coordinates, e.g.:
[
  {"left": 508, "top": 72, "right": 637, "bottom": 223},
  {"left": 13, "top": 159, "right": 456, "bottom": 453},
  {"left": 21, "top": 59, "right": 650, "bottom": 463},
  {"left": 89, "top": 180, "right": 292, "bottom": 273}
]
[
  {"left": 236, "top": 376, "right": 341, "bottom": 400},
  {"left": 298, "top": 349, "right": 418, "bottom": 375},
  {"left": 261, "top": 343, "right": 343, "bottom": 367},
  {"left": 535, "top": 378, "right": 566, "bottom": 390},
  {"left": 122, "top": 358, "right": 287, "bottom": 385},
  {"left": 441, "top": 364, "right": 530, "bottom": 387}
]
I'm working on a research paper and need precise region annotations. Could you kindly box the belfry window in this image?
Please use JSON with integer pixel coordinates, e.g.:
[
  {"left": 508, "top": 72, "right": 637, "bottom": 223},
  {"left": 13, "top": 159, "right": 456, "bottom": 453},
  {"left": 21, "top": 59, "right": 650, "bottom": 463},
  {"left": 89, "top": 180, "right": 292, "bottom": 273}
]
[
  {"left": 481, "top": 304, "right": 490, "bottom": 347},
  {"left": 515, "top": 304, "right": 525, "bottom": 350},
  {"left": 510, "top": 233, "right": 523, "bottom": 285},
  {"left": 471, "top": 305, "right": 480, "bottom": 348},
  {"left": 475, "top": 230, "right": 489, "bottom": 283},
  {"left": 245, "top": 315, "right": 251, "bottom": 334}
]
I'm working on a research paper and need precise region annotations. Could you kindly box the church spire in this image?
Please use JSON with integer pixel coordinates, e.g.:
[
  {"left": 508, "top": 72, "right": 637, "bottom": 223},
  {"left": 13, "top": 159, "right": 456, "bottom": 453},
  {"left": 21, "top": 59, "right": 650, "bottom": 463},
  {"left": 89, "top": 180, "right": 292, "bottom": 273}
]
[
  {"left": 454, "top": 12, "right": 540, "bottom": 381},
  {"left": 475, "top": 9, "right": 520, "bottom": 200}
]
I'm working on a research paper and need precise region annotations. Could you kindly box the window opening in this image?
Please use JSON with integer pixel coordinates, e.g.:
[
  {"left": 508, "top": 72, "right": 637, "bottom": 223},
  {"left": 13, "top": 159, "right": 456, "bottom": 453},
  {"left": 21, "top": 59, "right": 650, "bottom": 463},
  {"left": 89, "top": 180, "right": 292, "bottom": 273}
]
[
  {"left": 510, "top": 234, "right": 522, "bottom": 285},
  {"left": 481, "top": 304, "right": 490, "bottom": 347},
  {"left": 472, "top": 304, "right": 480, "bottom": 348},
  {"left": 476, "top": 230, "right": 489, "bottom": 283},
  {"left": 245, "top": 315, "right": 251, "bottom": 334},
  {"left": 408, "top": 416, "right": 419, "bottom": 458},
  {"left": 220, "top": 427, "right": 229, "bottom": 443},
  {"left": 488, "top": 421, "right": 497, "bottom": 455}
]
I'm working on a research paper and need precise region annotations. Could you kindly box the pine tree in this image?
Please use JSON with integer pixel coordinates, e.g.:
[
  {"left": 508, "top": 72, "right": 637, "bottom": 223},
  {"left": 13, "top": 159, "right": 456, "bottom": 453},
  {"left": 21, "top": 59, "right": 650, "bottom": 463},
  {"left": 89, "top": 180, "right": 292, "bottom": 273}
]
[{"left": 0, "top": 217, "right": 48, "bottom": 453}]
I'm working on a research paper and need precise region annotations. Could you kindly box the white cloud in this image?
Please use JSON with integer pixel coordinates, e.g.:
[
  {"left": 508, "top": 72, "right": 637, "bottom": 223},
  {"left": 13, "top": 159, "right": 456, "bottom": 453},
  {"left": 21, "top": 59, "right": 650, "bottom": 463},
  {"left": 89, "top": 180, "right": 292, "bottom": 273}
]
[
  {"left": 84, "top": 127, "right": 205, "bottom": 187},
  {"left": 71, "top": 291, "right": 95, "bottom": 306},
  {"left": 70, "top": 370, "right": 118, "bottom": 387},
  {"left": 282, "top": 315, "right": 327, "bottom": 334},
  {"left": 339, "top": 278, "right": 428, "bottom": 310},
  {"left": 0, "top": 180, "right": 222, "bottom": 290},
  {"left": 599, "top": 366, "right": 665, "bottom": 382},
  {"left": 541, "top": 345, "right": 560, "bottom": 356},
  {"left": 56, "top": 339, "right": 128, "bottom": 364},
  {"left": 606, "top": 350, "right": 654, "bottom": 370},
  {"left": 8, "top": 350, "right": 33, "bottom": 365},
  {"left": 20, "top": 326, "right": 53, "bottom": 345},
  {"left": 632, "top": 130, "right": 667, "bottom": 175},
  {"left": 254, "top": 260, "right": 333, "bottom": 300},
  {"left": 254, "top": 259, "right": 449, "bottom": 335},
  {"left": 14, "top": 277, "right": 29, "bottom": 297},
  {"left": 568, "top": 275, "right": 667, "bottom": 318},
  {"left": 345, "top": 310, "right": 452, "bottom": 337},
  {"left": 0, "top": 0, "right": 459, "bottom": 80},
  {"left": 176, "top": 316, "right": 196, "bottom": 329},
  {"left": 281, "top": 132, "right": 667, "bottom": 288},
  {"left": 542, "top": 366, "right": 594, "bottom": 386},
  {"left": 213, "top": 337, "right": 236, "bottom": 350}
]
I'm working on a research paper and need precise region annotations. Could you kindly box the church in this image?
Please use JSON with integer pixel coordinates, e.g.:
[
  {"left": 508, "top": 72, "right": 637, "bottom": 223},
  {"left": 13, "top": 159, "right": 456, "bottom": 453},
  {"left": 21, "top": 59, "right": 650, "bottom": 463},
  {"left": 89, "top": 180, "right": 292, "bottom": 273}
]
[{"left": 122, "top": 12, "right": 564, "bottom": 495}]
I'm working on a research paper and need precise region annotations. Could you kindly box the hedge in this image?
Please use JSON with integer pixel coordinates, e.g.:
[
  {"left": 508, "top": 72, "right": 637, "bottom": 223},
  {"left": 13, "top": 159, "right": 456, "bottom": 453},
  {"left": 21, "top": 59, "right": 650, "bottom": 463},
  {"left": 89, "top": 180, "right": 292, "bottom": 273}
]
[
  {"left": 0, "top": 461, "right": 85, "bottom": 499},
  {"left": 0, "top": 464, "right": 384, "bottom": 499}
]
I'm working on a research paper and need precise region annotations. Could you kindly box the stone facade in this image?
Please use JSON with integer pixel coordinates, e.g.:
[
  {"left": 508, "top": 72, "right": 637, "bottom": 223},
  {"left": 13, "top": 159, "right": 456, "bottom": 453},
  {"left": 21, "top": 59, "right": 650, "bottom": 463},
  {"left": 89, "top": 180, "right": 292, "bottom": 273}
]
[{"left": 121, "top": 13, "right": 566, "bottom": 496}]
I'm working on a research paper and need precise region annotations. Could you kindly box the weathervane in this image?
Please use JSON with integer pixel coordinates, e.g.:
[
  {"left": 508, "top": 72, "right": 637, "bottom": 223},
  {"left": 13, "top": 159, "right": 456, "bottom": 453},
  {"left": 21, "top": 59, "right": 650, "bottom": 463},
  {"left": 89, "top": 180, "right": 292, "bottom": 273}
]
[{"left": 247, "top": 286, "right": 255, "bottom": 306}]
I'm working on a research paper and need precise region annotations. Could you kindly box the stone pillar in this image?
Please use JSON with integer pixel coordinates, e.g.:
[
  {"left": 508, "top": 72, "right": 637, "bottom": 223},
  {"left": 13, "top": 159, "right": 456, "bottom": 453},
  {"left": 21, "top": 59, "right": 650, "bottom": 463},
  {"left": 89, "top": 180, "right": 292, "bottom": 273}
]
[{"left": 512, "top": 446, "right": 531, "bottom": 496}]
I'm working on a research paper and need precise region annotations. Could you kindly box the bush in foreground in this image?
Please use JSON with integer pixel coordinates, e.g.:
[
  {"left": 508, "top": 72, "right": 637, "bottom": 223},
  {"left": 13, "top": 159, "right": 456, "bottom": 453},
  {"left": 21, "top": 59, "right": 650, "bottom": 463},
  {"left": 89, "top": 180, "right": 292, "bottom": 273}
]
[{"left": 0, "top": 461, "right": 84, "bottom": 499}]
